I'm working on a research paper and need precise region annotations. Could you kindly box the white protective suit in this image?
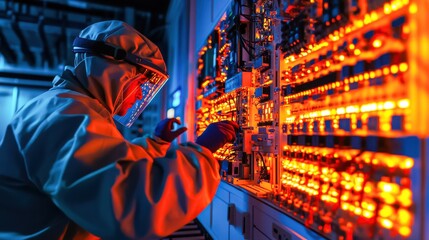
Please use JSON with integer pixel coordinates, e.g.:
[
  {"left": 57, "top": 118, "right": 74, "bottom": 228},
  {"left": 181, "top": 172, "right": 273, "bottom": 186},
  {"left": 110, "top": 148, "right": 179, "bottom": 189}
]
[{"left": 0, "top": 21, "right": 220, "bottom": 239}]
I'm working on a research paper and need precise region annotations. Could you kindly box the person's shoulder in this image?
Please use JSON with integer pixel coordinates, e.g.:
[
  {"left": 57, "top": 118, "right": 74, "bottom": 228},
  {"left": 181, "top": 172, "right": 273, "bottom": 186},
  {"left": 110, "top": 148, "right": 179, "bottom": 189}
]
[{"left": 16, "top": 89, "right": 108, "bottom": 123}]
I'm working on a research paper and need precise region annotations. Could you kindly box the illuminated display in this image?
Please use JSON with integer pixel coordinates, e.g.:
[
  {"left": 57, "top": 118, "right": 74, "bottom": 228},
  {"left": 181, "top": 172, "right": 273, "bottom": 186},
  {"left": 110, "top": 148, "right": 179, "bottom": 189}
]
[{"left": 195, "top": 0, "right": 427, "bottom": 239}]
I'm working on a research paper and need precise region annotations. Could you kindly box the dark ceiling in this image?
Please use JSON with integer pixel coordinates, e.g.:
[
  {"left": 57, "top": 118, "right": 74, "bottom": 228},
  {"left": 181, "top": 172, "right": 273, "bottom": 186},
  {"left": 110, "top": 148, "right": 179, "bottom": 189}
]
[
  {"left": 0, "top": 0, "right": 171, "bottom": 79},
  {"left": 79, "top": 0, "right": 172, "bottom": 15}
]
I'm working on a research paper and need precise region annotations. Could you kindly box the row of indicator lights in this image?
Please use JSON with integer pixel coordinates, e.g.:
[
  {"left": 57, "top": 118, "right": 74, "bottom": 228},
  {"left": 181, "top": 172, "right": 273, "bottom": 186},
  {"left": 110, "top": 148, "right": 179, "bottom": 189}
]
[
  {"left": 284, "top": 99, "right": 409, "bottom": 123},
  {"left": 283, "top": 62, "right": 409, "bottom": 102},
  {"left": 282, "top": 0, "right": 415, "bottom": 64},
  {"left": 283, "top": 54, "right": 409, "bottom": 85},
  {"left": 284, "top": 113, "right": 408, "bottom": 135},
  {"left": 284, "top": 110, "right": 409, "bottom": 133},
  {"left": 284, "top": 114, "right": 408, "bottom": 133},
  {"left": 282, "top": 147, "right": 415, "bottom": 170}
]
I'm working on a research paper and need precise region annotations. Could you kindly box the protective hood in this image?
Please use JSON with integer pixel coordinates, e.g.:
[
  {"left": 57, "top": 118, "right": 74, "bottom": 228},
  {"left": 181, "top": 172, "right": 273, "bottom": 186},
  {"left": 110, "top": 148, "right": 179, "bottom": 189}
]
[{"left": 73, "top": 20, "right": 168, "bottom": 116}]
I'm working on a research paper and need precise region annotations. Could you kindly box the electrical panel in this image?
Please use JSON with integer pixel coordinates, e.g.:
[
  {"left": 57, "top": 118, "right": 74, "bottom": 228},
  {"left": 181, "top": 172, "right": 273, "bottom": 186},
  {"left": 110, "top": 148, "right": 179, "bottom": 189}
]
[{"left": 195, "top": 0, "right": 428, "bottom": 239}]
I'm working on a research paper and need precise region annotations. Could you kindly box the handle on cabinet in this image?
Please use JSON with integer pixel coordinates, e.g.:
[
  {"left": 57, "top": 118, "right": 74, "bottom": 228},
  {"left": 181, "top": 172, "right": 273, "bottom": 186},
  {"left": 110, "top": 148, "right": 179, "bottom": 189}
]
[
  {"left": 242, "top": 213, "right": 249, "bottom": 238},
  {"left": 227, "top": 203, "right": 236, "bottom": 224}
]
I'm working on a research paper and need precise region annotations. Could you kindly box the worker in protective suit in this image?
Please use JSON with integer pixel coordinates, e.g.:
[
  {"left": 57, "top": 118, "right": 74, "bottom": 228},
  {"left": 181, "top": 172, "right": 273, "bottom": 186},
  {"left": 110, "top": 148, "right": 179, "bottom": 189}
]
[{"left": 0, "top": 20, "right": 238, "bottom": 239}]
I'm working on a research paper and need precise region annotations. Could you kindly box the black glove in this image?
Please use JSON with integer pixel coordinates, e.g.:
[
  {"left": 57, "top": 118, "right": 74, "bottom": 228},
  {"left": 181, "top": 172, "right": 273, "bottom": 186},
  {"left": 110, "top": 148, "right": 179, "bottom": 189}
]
[
  {"left": 154, "top": 118, "right": 187, "bottom": 142},
  {"left": 196, "top": 120, "right": 239, "bottom": 153}
]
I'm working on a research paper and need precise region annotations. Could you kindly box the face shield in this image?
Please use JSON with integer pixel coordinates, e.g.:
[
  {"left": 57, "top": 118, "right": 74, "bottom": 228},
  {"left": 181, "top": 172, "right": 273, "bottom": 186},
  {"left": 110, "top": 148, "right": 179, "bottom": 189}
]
[
  {"left": 113, "top": 68, "right": 168, "bottom": 127},
  {"left": 72, "top": 36, "right": 169, "bottom": 127}
]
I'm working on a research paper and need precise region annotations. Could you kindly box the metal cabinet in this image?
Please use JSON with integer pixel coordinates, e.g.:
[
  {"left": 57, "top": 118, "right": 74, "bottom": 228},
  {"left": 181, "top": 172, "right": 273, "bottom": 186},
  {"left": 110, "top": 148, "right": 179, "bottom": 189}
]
[
  {"left": 229, "top": 192, "right": 250, "bottom": 240},
  {"left": 198, "top": 181, "right": 324, "bottom": 240},
  {"left": 198, "top": 182, "right": 250, "bottom": 240}
]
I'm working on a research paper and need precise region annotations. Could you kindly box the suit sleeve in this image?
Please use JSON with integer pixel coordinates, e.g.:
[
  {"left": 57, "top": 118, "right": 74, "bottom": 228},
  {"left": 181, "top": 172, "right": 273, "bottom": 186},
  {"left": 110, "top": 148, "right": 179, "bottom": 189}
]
[{"left": 23, "top": 111, "right": 220, "bottom": 240}]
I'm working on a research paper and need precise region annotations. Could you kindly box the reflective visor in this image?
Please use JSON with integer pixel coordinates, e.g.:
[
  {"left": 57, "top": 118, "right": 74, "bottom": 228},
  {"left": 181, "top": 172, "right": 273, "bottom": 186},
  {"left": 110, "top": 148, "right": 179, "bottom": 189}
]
[{"left": 114, "top": 69, "right": 168, "bottom": 127}]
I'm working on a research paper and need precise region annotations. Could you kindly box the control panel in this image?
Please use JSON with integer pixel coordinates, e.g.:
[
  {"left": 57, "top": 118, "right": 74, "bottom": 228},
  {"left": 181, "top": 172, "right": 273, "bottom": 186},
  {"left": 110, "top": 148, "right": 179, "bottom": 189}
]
[{"left": 194, "top": 0, "right": 427, "bottom": 239}]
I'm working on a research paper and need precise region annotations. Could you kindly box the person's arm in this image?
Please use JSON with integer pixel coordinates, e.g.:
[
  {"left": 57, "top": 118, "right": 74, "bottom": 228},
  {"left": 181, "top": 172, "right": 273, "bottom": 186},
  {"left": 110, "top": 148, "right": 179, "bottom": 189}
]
[{"left": 24, "top": 113, "right": 221, "bottom": 239}]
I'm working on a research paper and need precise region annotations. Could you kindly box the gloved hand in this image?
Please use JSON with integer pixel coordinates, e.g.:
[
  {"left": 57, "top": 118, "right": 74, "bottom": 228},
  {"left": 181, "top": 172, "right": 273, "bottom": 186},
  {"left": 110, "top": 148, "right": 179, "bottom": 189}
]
[
  {"left": 154, "top": 118, "right": 187, "bottom": 142},
  {"left": 196, "top": 120, "right": 239, "bottom": 153}
]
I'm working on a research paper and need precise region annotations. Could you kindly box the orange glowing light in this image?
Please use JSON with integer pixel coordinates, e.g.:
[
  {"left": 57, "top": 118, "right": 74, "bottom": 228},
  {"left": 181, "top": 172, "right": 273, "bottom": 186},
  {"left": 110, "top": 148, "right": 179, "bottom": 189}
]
[
  {"left": 354, "top": 207, "right": 362, "bottom": 215},
  {"left": 201, "top": 80, "right": 210, "bottom": 88},
  {"left": 385, "top": 156, "right": 398, "bottom": 167},
  {"left": 384, "top": 3, "right": 392, "bottom": 14},
  {"left": 380, "top": 192, "right": 396, "bottom": 204},
  {"left": 363, "top": 210, "right": 374, "bottom": 218},
  {"left": 384, "top": 101, "right": 395, "bottom": 109},
  {"left": 344, "top": 85, "right": 350, "bottom": 92},
  {"left": 355, "top": 20, "right": 364, "bottom": 28},
  {"left": 344, "top": 183, "right": 353, "bottom": 190},
  {"left": 397, "top": 209, "right": 412, "bottom": 225},
  {"left": 391, "top": 65, "right": 399, "bottom": 74},
  {"left": 398, "top": 99, "right": 410, "bottom": 108},
  {"left": 398, "top": 226, "right": 412, "bottom": 237},
  {"left": 364, "top": 73, "right": 369, "bottom": 80},
  {"left": 399, "top": 62, "right": 409, "bottom": 72},
  {"left": 398, "top": 190, "right": 413, "bottom": 207},
  {"left": 376, "top": 69, "right": 383, "bottom": 77},
  {"left": 349, "top": 44, "right": 355, "bottom": 50},
  {"left": 380, "top": 218, "right": 393, "bottom": 229},
  {"left": 345, "top": 26, "right": 352, "bottom": 33},
  {"left": 400, "top": 158, "right": 414, "bottom": 169},
  {"left": 322, "top": 168, "right": 329, "bottom": 174},
  {"left": 370, "top": 11, "right": 378, "bottom": 21},
  {"left": 372, "top": 39, "right": 383, "bottom": 48},
  {"left": 364, "top": 157, "right": 371, "bottom": 164},
  {"left": 379, "top": 205, "right": 394, "bottom": 218},
  {"left": 403, "top": 24, "right": 410, "bottom": 34},
  {"left": 326, "top": 61, "right": 331, "bottom": 67},
  {"left": 339, "top": 55, "right": 345, "bottom": 61},
  {"left": 383, "top": 67, "right": 390, "bottom": 75},
  {"left": 354, "top": 49, "right": 361, "bottom": 56},
  {"left": 391, "top": 1, "right": 399, "bottom": 10},
  {"left": 364, "top": 14, "right": 371, "bottom": 25},
  {"left": 354, "top": 185, "right": 363, "bottom": 192},
  {"left": 409, "top": 3, "right": 417, "bottom": 14},
  {"left": 380, "top": 182, "right": 400, "bottom": 194},
  {"left": 337, "top": 107, "right": 346, "bottom": 114}
]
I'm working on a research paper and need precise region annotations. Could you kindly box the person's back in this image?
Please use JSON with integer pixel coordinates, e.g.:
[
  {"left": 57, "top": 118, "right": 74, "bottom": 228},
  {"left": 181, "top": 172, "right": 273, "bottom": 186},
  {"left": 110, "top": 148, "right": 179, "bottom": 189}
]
[
  {"left": 0, "top": 72, "right": 118, "bottom": 238},
  {"left": 0, "top": 89, "right": 83, "bottom": 238},
  {"left": 0, "top": 20, "right": 238, "bottom": 239}
]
